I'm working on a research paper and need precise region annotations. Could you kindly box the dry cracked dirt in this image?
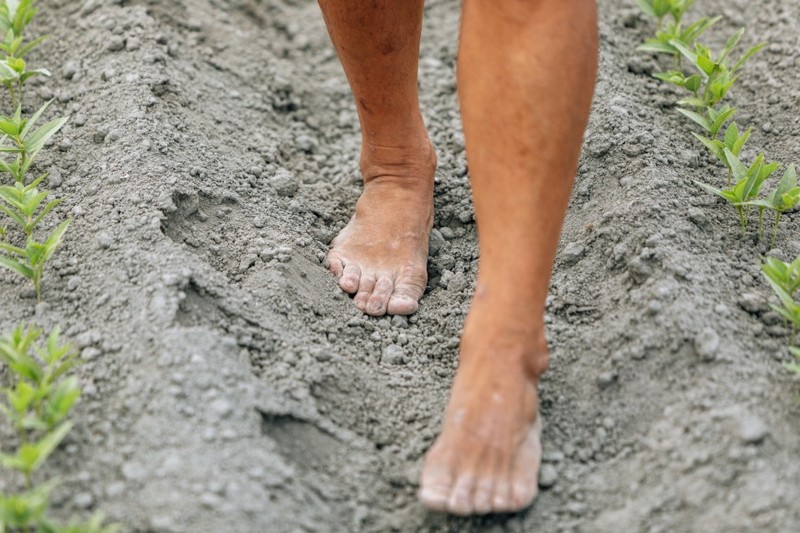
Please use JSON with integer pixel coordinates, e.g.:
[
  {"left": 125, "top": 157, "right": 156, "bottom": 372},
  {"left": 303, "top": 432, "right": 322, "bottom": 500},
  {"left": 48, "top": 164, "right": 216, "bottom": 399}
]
[{"left": 1, "top": 0, "right": 799, "bottom": 531}]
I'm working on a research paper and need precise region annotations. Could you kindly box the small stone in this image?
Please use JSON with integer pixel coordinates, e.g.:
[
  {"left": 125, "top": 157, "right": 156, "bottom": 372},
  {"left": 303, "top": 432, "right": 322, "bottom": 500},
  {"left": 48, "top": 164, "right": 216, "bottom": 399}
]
[
  {"left": 429, "top": 229, "right": 446, "bottom": 255},
  {"left": 562, "top": 242, "right": 585, "bottom": 265},
  {"left": 106, "top": 36, "right": 126, "bottom": 52},
  {"left": 67, "top": 276, "right": 82, "bottom": 291},
  {"left": 391, "top": 315, "right": 408, "bottom": 328},
  {"left": 295, "top": 134, "right": 316, "bottom": 153},
  {"left": 687, "top": 207, "right": 709, "bottom": 229},
  {"left": 271, "top": 168, "right": 298, "bottom": 197},
  {"left": 126, "top": 37, "right": 141, "bottom": 51},
  {"left": 739, "top": 414, "right": 769, "bottom": 444},
  {"left": 694, "top": 328, "right": 720, "bottom": 362},
  {"left": 96, "top": 231, "right": 114, "bottom": 249},
  {"left": 538, "top": 464, "right": 558, "bottom": 488},
  {"left": 73, "top": 492, "right": 94, "bottom": 509},
  {"left": 439, "top": 227, "right": 455, "bottom": 240},
  {"left": 382, "top": 344, "right": 405, "bottom": 365},
  {"left": 62, "top": 61, "right": 79, "bottom": 80},
  {"left": 738, "top": 292, "right": 768, "bottom": 314},
  {"left": 598, "top": 371, "right": 617, "bottom": 389},
  {"left": 81, "top": 347, "right": 101, "bottom": 361}
]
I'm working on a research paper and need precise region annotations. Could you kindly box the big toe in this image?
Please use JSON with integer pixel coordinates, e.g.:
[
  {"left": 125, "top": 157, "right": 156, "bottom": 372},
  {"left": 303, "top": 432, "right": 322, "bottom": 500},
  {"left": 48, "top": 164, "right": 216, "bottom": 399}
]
[
  {"left": 418, "top": 450, "right": 456, "bottom": 512},
  {"left": 387, "top": 276, "right": 425, "bottom": 315}
]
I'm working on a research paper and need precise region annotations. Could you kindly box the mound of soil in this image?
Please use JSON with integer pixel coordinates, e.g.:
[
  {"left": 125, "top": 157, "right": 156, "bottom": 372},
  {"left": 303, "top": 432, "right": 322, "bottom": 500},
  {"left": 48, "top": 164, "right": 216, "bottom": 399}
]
[{"left": 1, "top": 0, "right": 798, "bottom": 531}]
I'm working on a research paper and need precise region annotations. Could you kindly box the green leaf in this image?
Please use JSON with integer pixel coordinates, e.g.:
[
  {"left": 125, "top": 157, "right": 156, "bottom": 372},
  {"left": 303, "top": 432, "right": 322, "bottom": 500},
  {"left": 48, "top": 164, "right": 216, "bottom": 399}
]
[
  {"left": 28, "top": 421, "right": 73, "bottom": 472},
  {"left": 16, "top": 34, "right": 46, "bottom": 58},
  {"left": 676, "top": 96, "right": 707, "bottom": 108},
  {"left": 0, "top": 255, "right": 31, "bottom": 278},
  {"left": 676, "top": 107, "right": 711, "bottom": 131},
  {"left": 636, "top": 0, "right": 656, "bottom": 17},
  {"left": 718, "top": 28, "right": 745, "bottom": 64},
  {"left": 732, "top": 42, "right": 766, "bottom": 73},
  {"left": 41, "top": 219, "right": 71, "bottom": 263},
  {"left": 637, "top": 41, "right": 677, "bottom": 55},
  {"left": 691, "top": 132, "right": 725, "bottom": 161},
  {"left": 731, "top": 126, "right": 752, "bottom": 155},
  {"left": 23, "top": 116, "right": 67, "bottom": 153},
  {"left": 723, "top": 148, "right": 748, "bottom": 182}
]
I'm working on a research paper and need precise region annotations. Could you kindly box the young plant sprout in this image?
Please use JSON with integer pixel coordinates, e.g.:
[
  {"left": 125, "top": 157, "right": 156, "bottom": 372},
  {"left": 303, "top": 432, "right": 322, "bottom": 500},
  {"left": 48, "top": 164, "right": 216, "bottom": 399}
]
[
  {"left": 0, "top": 325, "right": 117, "bottom": 532},
  {"left": 692, "top": 120, "right": 752, "bottom": 185},
  {"left": 0, "top": 0, "right": 49, "bottom": 108},
  {"left": 638, "top": 16, "right": 719, "bottom": 67},
  {"left": 0, "top": 100, "right": 68, "bottom": 183},
  {"left": 669, "top": 30, "right": 765, "bottom": 108},
  {"left": 0, "top": 174, "right": 61, "bottom": 236},
  {"left": 677, "top": 103, "right": 735, "bottom": 139},
  {"left": 695, "top": 149, "right": 779, "bottom": 238},
  {"left": 637, "top": 0, "right": 695, "bottom": 29},
  {"left": 763, "top": 268, "right": 800, "bottom": 339},
  {"left": 742, "top": 165, "right": 800, "bottom": 247},
  {"left": 0, "top": 217, "right": 69, "bottom": 299},
  {"left": 763, "top": 256, "right": 800, "bottom": 299}
]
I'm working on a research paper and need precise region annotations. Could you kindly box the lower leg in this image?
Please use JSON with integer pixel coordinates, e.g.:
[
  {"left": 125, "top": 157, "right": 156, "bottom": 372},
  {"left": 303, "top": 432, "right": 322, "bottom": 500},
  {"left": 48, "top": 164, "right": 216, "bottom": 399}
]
[
  {"left": 420, "top": 0, "right": 598, "bottom": 515},
  {"left": 318, "top": 0, "right": 436, "bottom": 316}
]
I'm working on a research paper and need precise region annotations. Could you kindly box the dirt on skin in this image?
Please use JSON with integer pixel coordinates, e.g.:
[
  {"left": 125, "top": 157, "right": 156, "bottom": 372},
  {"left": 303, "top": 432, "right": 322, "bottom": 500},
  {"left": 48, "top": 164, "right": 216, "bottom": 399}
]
[{"left": 0, "top": 0, "right": 799, "bottom": 531}]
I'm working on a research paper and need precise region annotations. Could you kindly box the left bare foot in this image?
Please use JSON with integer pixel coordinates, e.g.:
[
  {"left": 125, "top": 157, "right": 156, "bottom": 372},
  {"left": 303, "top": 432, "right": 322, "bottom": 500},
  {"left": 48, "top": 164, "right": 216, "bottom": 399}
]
[{"left": 418, "top": 297, "right": 548, "bottom": 515}]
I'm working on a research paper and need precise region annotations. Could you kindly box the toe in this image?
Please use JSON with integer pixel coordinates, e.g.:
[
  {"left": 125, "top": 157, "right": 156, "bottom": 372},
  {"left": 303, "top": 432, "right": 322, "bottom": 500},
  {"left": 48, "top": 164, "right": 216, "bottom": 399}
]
[
  {"left": 492, "top": 480, "right": 513, "bottom": 513},
  {"left": 339, "top": 264, "right": 361, "bottom": 294},
  {"left": 418, "top": 452, "right": 455, "bottom": 512},
  {"left": 446, "top": 473, "right": 477, "bottom": 515},
  {"left": 353, "top": 275, "right": 376, "bottom": 311},
  {"left": 326, "top": 255, "right": 344, "bottom": 277},
  {"left": 366, "top": 277, "right": 394, "bottom": 316},
  {"left": 472, "top": 478, "right": 494, "bottom": 515},
  {"left": 387, "top": 282, "right": 423, "bottom": 315},
  {"left": 510, "top": 416, "right": 543, "bottom": 511}
]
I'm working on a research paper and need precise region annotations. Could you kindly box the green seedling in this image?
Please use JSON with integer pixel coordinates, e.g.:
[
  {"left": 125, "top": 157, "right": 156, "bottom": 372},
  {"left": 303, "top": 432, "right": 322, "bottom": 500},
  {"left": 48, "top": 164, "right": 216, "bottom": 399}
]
[
  {"left": 677, "top": 103, "right": 735, "bottom": 139},
  {"left": 692, "top": 120, "right": 752, "bottom": 185},
  {"left": 742, "top": 165, "right": 800, "bottom": 246},
  {"left": 0, "top": 217, "right": 69, "bottom": 299},
  {"left": 670, "top": 30, "right": 765, "bottom": 108},
  {"left": 0, "top": 100, "right": 68, "bottom": 183},
  {"left": 0, "top": 325, "right": 115, "bottom": 533},
  {"left": 762, "top": 256, "right": 800, "bottom": 299},
  {"left": 763, "top": 271, "right": 800, "bottom": 339},
  {"left": 0, "top": 174, "right": 60, "bottom": 237},
  {"left": 0, "top": 55, "right": 49, "bottom": 108},
  {"left": 638, "top": 16, "right": 719, "bottom": 67},
  {"left": 653, "top": 69, "right": 703, "bottom": 94},
  {"left": 788, "top": 347, "right": 800, "bottom": 376},
  {"left": 0, "top": 1, "right": 39, "bottom": 41},
  {"left": 695, "top": 149, "right": 779, "bottom": 237},
  {"left": 637, "top": 0, "right": 695, "bottom": 28}
]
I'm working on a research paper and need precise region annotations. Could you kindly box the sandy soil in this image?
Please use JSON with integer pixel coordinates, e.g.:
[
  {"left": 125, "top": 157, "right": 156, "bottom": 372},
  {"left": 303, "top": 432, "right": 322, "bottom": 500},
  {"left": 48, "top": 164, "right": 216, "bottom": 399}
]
[{"left": 1, "top": 0, "right": 799, "bottom": 531}]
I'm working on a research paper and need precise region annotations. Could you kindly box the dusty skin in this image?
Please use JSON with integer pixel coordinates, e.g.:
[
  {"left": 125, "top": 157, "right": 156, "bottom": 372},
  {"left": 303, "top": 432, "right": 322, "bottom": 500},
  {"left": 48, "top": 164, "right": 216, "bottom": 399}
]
[
  {"left": 320, "top": 0, "right": 597, "bottom": 516},
  {"left": 4, "top": 0, "right": 800, "bottom": 530}
]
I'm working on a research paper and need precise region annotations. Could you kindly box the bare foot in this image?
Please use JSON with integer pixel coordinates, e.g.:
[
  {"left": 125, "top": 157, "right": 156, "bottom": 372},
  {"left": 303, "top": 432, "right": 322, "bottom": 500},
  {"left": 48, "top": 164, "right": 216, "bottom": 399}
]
[
  {"left": 327, "top": 138, "right": 435, "bottom": 316},
  {"left": 418, "top": 297, "right": 548, "bottom": 515}
]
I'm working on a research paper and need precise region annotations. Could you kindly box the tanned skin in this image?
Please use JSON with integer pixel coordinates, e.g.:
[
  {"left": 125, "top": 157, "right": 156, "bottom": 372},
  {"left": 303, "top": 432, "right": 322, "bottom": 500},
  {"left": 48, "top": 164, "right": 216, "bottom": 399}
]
[{"left": 318, "top": 0, "right": 597, "bottom": 515}]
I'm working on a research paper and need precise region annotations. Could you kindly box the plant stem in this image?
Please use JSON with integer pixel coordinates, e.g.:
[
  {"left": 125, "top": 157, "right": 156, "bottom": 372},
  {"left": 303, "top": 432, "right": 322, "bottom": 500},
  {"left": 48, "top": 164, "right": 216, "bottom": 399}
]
[
  {"left": 736, "top": 206, "right": 747, "bottom": 239},
  {"left": 757, "top": 208, "right": 764, "bottom": 241},
  {"left": 771, "top": 212, "right": 782, "bottom": 248},
  {"left": 727, "top": 167, "right": 732, "bottom": 187}
]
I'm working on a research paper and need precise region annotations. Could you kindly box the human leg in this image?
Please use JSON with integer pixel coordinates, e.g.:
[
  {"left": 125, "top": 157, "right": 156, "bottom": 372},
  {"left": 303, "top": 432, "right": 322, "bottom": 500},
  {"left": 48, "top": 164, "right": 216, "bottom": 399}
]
[
  {"left": 419, "top": 0, "right": 598, "bottom": 515},
  {"left": 318, "top": 0, "right": 436, "bottom": 316}
]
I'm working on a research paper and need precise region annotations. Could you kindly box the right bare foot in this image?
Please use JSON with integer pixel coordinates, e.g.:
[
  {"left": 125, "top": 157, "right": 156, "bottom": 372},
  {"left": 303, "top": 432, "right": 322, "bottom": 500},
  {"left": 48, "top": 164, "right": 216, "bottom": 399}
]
[{"left": 327, "top": 137, "right": 436, "bottom": 316}]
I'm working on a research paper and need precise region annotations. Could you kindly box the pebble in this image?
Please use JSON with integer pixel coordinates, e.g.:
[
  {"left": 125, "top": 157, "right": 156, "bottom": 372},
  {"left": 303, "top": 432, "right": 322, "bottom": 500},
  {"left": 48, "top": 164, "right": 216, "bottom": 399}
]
[
  {"left": 538, "top": 464, "right": 559, "bottom": 488},
  {"left": 737, "top": 292, "right": 768, "bottom": 314},
  {"left": 562, "top": 242, "right": 585, "bottom": 264},
  {"left": 439, "top": 227, "right": 455, "bottom": 240},
  {"left": 382, "top": 344, "right": 405, "bottom": 365},
  {"left": 67, "top": 276, "right": 82, "bottom": 291},
  {"left": 73, "top": 492, "right": 94, "bottom": 509},
  {"left": 390, "top": 315, "right": 408, "bottom": 328},
  {"left": 81, "top": 347, "right": 101, "bottom": 361},
  {"left": 598, "top": 370, "right": 617, "bottom": 389},
  {"left": 739, "top": 414, "right": 769, "bottom": 444},
  {"left": 62, "top": 61, "right": 79, "bottom": 79},
  {"left": 429, "top": 229, "right": 446, "bottom": 255},
  {"left": 694, "top": 328, "right": 720, "bottom": 362},
  {"left": 106, "top": 36, "right": 126, "bottom": 52}
]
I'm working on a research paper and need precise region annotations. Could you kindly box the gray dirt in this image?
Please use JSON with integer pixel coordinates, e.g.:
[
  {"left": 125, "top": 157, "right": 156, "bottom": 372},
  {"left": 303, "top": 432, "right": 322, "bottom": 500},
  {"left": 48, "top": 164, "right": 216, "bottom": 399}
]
[{"left": 1, "top": 0, "right": 799, "bottom": 531}]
